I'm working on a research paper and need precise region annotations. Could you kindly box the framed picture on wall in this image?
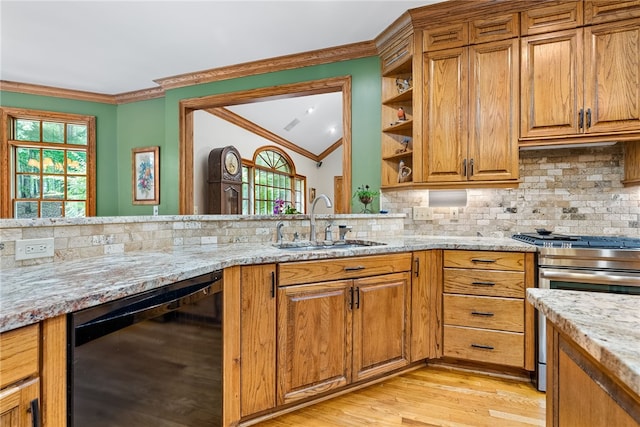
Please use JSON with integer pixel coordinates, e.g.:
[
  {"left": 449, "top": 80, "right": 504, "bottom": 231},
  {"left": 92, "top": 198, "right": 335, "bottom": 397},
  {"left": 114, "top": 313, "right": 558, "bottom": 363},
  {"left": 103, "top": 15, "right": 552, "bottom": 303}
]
[{"left": 132, "top": 146, "right": 160, "bottom": 205}]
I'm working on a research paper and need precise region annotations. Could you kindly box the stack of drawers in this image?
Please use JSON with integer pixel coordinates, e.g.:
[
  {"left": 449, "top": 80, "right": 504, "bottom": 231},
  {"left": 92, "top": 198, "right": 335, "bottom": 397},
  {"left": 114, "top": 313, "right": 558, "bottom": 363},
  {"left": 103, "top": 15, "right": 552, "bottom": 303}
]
[{"left": 442, "top": 250, "right": 526, "bottom": 368}]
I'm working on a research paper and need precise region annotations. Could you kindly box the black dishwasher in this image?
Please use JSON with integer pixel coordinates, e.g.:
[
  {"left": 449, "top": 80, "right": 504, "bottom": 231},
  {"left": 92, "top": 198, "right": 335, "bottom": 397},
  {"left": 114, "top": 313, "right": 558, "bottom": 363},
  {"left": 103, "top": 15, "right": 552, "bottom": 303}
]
[{"left": 68, "top": 270, "right": 223, "bottom": 427}]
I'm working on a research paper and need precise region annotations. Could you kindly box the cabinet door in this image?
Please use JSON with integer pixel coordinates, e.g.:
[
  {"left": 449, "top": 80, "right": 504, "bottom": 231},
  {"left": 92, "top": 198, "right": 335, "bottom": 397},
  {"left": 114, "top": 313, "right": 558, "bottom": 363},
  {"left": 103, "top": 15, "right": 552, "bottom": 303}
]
[
  {"left": 352, "top": 272, "right": 410, "bottom": 382},
  {"left": 277, "top": 280, "right": 352, "bottom": 405},
  {"left": 584, "top": 19, "right": 640, "bottom": 134},
  {"left": 240, "top": 264, "right": 276, "bottom": 417},
  {"left": 521, "top": 29, "right": 584, "bottom": 138},
  {"left": 469, "top": 38, "right": 519, "bottom": 181},
  {"left": 423, "top": 47, "right": 468, "bottom": 182},
  {"left": 0, "top": 378, "right": 40, "bottom": 427}
]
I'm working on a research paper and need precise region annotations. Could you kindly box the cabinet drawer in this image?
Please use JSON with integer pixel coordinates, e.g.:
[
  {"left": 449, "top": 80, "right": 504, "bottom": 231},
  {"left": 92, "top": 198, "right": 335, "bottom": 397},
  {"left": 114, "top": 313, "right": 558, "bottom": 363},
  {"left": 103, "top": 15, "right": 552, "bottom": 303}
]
[
  {"left": 443, "top": 268, "right": 525, "bottom": 298},
  {"left": 423, "top": 22, "right": 468, "bottom": 51},
  {"left": 585, "top": 0, "right": 640, "bottom": 24},
  {"left": 278, "top": 253, "right": 412, "bottom": 286},
  {"left": 0, "top": 324, "right": 39, "bottom": 389},
  {"left": 444, "top": 325, "right": 524, "bottom": 368},
  {"left": 522, "top": 1, "right": 583, "bottom": 35},
  {"left": 470, "top": 13, "right": 519, "bottom": 44},
  {"left": 443, "top": 294, "right": 524, "bottom": 332},
  {"left": 443, "top": 250, "right": 524, "bottom": 271}
]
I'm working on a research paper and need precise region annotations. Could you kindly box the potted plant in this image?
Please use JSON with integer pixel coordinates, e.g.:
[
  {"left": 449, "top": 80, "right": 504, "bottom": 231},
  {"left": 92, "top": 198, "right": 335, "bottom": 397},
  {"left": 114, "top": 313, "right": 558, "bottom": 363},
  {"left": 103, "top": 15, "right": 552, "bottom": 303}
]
[{"left": 353, "top": 184, "right": 379, "bottom": 213}]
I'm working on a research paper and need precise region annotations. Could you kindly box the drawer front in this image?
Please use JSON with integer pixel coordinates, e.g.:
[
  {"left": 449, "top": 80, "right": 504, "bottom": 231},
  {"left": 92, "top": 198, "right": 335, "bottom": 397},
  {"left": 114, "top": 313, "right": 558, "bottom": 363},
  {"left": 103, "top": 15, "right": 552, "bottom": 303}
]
[
  {"left": 443, "top": 268, "right": 525, "bottom": 298},
  {"left": 423, "top": 22, "right": 469, "bottom": 51},
  {"left": 443, "top": 250, "right": 524, "bottom": 271},
  {"left": 443, "top": 294, "right": 524, "bottom": 332},
  {"left": 0, "top": 324, "right": 39, "bottom": 389},
  {"left": 470, "top": 13, "right": 519, "bottom": 44},
  {"left": 444, "top": 325, "right": 524, "bottom": 368},
  {"left": 278, "top": 253, "right": 412, "bottom": 286},
  {"left": 522, "top": 2, "right": 583, "bottom": 35}
]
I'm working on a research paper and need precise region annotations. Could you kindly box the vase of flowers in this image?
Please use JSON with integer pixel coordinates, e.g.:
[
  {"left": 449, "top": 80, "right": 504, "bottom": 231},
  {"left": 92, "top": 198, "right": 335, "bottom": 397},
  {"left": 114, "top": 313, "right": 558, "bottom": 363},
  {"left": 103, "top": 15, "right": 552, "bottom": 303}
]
[{"left": 353, "top": 184, "right": 378, "bottom": 213}]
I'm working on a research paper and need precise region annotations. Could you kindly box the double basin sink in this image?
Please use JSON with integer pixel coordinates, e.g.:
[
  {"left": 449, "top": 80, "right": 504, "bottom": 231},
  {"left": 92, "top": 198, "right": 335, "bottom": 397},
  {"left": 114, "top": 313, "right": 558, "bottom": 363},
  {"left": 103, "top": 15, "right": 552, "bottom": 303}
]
[{"left": 275, "top": 240, "right": 386, "bottom": 251}]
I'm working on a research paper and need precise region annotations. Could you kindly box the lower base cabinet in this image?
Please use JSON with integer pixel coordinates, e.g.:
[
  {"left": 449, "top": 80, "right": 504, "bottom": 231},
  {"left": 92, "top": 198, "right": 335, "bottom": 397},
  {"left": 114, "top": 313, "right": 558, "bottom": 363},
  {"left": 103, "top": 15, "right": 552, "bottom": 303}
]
[{"left": 277, "top": 271, "right": 411, "bottom": 405}]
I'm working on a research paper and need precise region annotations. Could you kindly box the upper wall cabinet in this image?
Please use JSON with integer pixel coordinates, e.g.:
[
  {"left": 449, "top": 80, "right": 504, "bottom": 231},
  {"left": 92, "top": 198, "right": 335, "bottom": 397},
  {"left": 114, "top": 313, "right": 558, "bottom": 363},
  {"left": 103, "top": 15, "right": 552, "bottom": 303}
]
[
  {"left": 521, "top": 2, "right": 640, "bottom": 145},
  {"left": 421, "top": 14, "right": 520, "bottom": 187}
]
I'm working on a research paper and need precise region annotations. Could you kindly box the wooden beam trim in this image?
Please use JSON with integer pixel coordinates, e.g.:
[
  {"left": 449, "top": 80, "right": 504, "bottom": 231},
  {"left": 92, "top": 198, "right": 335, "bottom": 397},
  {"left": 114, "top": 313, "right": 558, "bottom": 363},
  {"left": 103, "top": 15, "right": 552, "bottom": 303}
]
[
  {"left": 318, "top": 138, "right": 343, "bottom": 161},
  {"left": 0, "top": 80, "right": 117, "bottom": 104},
  {"left": 206, "top": 107, "right": 321, "bottom": 162},
  {"left": 155, "top": 41, "right": 377, "bottom": 90},
  {"left": 114, "top": 86, "right": 165, "bottom": 103}
]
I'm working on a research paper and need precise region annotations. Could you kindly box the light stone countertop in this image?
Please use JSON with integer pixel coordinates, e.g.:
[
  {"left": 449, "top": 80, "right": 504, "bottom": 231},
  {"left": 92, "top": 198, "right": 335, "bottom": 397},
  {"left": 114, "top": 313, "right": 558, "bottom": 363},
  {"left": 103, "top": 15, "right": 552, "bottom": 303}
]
[
  {"left": 0, "top": 235, "right": 533, "bottom": 332},
  {"left": 527, "top": 288, "right": 640, "bottom": 398}
]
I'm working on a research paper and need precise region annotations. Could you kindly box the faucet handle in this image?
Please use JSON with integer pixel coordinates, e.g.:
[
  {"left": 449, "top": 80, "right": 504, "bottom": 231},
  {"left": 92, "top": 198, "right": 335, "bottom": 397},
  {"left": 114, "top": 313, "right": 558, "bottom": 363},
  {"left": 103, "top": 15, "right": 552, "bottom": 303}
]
[{"left": 338, "top": 225, "right": 352, "bottom": 240}]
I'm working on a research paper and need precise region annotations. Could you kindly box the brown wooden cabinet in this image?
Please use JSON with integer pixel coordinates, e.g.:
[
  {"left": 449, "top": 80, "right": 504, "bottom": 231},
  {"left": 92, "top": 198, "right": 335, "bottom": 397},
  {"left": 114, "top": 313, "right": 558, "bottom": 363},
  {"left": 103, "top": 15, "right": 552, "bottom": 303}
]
[
  {"left": 0, "top": 324, "right": 40, "bottom": 427},
  {"left": 277, "top": 254, "right": 412, "bottom": 405},
  {"left": 442, "top": 250, "right": 535, "bottom": 370},
  {"left": 410, "top": 250, "right": 442, "bottom": 362},
  {"left": 240, "top": 264, "right": 276, "bottom": 418},
  {"left": 422, "top": 20, "right": 519, "bottom": 186},
  {"left": 547, "top": 321, "right": 640, "bottom": 426},
  {"left": 521, "top": 16, "right": 640, "bottom": 144}
]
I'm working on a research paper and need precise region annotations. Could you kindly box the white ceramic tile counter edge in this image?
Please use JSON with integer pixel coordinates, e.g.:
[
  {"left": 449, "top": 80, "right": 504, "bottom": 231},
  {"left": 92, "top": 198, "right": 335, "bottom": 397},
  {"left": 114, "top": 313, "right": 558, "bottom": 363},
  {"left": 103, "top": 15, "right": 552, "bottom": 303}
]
[
  {"left": 0, "top": 235, "right": 534, "bottom": 332},
  {"left": 527, "top": 288, "right": 640, "bottom": 398}
]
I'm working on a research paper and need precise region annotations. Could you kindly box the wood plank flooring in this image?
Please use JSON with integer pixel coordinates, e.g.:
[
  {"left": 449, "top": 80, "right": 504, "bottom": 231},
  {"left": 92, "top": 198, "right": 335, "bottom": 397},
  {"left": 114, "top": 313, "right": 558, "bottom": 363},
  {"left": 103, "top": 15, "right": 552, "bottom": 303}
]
[{"left": 255, "top": 366, "right": 545, "bottom": 427}]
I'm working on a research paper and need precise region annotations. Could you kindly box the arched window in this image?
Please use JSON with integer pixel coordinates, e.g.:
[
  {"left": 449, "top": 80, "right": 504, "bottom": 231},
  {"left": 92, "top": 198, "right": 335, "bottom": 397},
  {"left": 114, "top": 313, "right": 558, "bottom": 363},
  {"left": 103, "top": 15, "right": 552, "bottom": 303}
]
[{"left": 242, "top": 147, "right": 306, "bottom": 215}]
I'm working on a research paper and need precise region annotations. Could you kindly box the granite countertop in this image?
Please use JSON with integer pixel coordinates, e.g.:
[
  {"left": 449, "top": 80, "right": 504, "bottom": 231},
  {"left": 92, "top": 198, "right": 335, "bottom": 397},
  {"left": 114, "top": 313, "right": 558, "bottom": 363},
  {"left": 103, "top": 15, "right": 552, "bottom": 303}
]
[
  {"left": 527, "top": 288, "right": 640, "bottom": 398},
  {"left": 0, "top": 235, "right": 533, "bottom": 332}
]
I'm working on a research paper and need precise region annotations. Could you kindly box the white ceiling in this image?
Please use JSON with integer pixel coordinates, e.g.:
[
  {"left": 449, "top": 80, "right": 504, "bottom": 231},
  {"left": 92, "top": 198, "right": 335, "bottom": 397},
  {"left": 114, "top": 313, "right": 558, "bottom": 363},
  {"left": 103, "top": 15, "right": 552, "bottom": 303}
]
[{"left": 1, "top": 0, "right": 434, "bottom": 95}]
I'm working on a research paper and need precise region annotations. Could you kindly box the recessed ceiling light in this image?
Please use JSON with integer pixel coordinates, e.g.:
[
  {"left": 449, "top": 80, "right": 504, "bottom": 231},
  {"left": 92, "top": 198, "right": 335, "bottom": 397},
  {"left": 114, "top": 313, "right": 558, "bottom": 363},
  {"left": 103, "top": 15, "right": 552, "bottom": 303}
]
[
  {"left": 329, "top": 126, "right": 336, "bottom": 134},
  {"left": 306, "top": 107, "right": 315, "bottom": 114}
]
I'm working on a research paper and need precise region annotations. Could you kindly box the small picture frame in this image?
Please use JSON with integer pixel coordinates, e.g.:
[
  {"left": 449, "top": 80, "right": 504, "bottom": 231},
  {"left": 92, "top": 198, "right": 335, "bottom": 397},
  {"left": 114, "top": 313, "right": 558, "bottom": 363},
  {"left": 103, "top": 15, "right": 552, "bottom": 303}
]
[{"left": 132, "top": 146, "right": 160, "bottom": 205}]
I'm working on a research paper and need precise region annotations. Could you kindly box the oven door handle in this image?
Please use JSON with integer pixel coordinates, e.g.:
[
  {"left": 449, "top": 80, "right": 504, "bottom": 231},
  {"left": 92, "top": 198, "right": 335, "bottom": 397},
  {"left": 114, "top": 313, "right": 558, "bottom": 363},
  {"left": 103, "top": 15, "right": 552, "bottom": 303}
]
[
  {"left": 540, "top": 269, "right": 640, "bottom": 287},
  {"left": 74, "top": 280, "right": 220, "bottom": 346}
]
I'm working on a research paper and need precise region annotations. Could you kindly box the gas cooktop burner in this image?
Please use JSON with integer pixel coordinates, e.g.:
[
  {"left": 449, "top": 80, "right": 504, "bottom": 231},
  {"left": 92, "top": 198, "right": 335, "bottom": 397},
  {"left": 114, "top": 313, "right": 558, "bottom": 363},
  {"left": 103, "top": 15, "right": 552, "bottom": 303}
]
[{"left": 512, "top": 233, "right": 640, "bottom": 249}]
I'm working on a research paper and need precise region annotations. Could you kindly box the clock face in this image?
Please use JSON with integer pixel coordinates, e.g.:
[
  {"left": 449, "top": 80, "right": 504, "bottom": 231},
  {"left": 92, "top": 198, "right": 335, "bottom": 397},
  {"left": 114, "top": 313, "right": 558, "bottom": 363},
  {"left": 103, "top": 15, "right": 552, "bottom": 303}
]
[{"left": 224, "top": 151, "right": 240, "bottom": 175}]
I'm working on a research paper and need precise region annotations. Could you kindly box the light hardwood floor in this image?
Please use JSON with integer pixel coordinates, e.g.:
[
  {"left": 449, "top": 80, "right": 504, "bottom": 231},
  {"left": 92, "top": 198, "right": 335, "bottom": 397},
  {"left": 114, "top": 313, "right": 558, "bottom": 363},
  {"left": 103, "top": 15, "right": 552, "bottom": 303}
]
[{"left": 255, "top": 366, "right": 545, "bottom": 427}]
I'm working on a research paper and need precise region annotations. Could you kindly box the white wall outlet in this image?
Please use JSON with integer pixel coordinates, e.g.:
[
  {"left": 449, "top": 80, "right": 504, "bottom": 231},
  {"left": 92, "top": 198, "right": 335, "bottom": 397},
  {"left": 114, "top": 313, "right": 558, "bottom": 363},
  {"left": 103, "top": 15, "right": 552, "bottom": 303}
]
[
  {"left": 193, "top": 205, "right": 199, "bottom": 215},
  {"left": 153, "top": 205, "right": 159, "bottom": 216},
  {"left": 15, "top": 238, "right": 55, "bottom": 260},
  {"left": 450, "top": 207, "right": 459, "bottom": 220},
  {"left": 413, "top": 206, "right": 433, "bottom": 221}
]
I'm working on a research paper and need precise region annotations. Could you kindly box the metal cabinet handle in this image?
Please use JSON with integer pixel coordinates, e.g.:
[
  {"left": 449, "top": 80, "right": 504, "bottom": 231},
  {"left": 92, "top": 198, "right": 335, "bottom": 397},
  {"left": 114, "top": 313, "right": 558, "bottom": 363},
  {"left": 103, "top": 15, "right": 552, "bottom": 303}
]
[
  {"left": 471, "top": 281, "right": 496, "bottom": 286},
  {"left": 271, "top": 271, "right": 276, "bottom": 298},
  {"left": 470, "top": 258, "right": 497, "bottom": 264},
  {"left": 463, "top": 158, "right": 467, "bottom": 178},
  {"left": 586, "top": 108, "right": 591, "bottom": 128},
  {"left": 469, "top": 158, "right": 474, "bottom": 177},
  {"left": 355, "top": 287, "right": 360, "bottom": 309},
  {"left": 471, "top": 344, "right": 494, "bottom": 350},
  {"left": 578, "top": 108, "right": 584, "bottom": 129},
  {"left": 344, "top": 266, "right": 365, "bottom": 271},
  {"left": 414, "top": 257, "right": 420, "bottom": 277},
  {"left": 471, "top": 311, "right": 494, "bottom": 317},
  {"left": 349, "top": 287, "right": 354, "bottom": 310},
  {"left": 28, "top": 398, "right": 40, "bottom": 427}
]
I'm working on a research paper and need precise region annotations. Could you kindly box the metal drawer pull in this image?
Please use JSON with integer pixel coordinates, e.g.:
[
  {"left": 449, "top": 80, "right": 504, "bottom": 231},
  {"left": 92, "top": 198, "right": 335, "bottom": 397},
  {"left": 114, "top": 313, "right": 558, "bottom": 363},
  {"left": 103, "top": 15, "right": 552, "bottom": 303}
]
[
  {"left": 471, "top": 344, "right": 494, "bottom": 350},
  {"left": 471, "top": 281, "right": 495, "bottom": 286},
  {"left": 470, "top": 258, "right": 497, "bottom": 263},
  {"left": 344, "top": 266, "right": 366, "bottom": 271},
  {"left": 471, "top": 311, "right": 494, "bottom": 317}
]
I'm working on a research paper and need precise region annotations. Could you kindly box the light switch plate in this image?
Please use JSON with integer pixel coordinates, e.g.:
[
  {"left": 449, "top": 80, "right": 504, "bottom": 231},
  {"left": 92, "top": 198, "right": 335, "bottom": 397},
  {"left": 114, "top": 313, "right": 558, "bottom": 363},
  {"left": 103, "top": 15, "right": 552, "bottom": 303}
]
[
  {"left": 413, "top": 206, "right": 433, "bottom": 221},
  {"left": 450, "top": 207, "right": 459, "bottom": 220},
  {"left": 15, "top": 238, "right": 55, "bottom": 260}
]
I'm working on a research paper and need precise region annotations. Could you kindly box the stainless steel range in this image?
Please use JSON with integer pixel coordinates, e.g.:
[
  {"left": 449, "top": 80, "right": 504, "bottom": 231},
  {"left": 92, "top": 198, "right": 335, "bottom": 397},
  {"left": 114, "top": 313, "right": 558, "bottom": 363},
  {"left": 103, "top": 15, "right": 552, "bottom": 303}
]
[{"left": 512, "top": 231, "right": 640, "bottom": 391}]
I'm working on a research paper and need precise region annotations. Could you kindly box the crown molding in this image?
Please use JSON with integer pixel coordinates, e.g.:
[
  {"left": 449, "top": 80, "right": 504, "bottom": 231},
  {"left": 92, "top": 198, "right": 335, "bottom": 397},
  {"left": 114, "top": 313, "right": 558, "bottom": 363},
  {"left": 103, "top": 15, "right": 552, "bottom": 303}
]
[
  {"left": 114, "top": 86, "right": 166, "bottom": 104},
  {"left": 154, "top": 41, "right": 377, "bottom": 90},
  {"left": 0, "top": 80, "right": 117, "bottom": 104}
]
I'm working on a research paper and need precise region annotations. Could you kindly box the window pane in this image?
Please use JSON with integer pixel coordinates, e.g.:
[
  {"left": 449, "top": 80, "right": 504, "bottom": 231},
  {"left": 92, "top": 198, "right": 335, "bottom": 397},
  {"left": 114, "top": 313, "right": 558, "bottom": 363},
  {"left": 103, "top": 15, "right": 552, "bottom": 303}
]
[
  {"left": 15, "top": 201, "right": 38, "bottom": 218},
  {"left": 67, "top": 176, "right": 86, "bottom": 200},
  {"left": 41, "top": 201, "right": 62, "bottom": 218},
  {"left": 67, "top": 124, "right": 87, "bottom": 145},
  {"left": 16, "top": 148, "right": 41, "bottom": 173},
  {"left": 67, "top": 151, "right": 86, "bottom": 174},
  {"left": 43, "top": 175, "right": 65, "bottom": 199},
  {"left": 65, "top": 201, "right": 86, "bottom": 217},
  {"left": 43, "top": 149, "right": 64, "bottom": 174},
  {"left": 14, "top": 119, "right": 40, "bottom": 141},
  {"left": 42, "top": 122, "right": 64, "bottom": 143},
  {"left": 17, "top": 175, "right": 40, "bottom": 198}
]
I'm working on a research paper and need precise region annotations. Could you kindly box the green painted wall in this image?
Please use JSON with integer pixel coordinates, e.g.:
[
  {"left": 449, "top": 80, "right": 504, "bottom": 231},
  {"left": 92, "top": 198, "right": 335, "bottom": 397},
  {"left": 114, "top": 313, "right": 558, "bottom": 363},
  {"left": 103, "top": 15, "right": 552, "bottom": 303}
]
[
  {"left": 0, "top": 91, "right": 119, "bottom": 216},
  {"left": 1, "top": 55, "right": 382, "bottom": 216}
]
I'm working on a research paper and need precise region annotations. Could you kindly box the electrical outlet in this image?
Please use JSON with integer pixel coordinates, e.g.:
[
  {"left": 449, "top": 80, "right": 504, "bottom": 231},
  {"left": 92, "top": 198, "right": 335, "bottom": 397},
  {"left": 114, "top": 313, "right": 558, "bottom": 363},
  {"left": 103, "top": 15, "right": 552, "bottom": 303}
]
[
  {"left": 450, "top": 207, "right": 459, "bottom": 220},
  {"left": 193, "top": 205, "right": 199, "bottom": 215},
  {"left": 153, "top": 205, "right": 159, "bottom": 216},
  {"left": 413, "top": 206, "right": 433, "bottom": 221},
  {"left": 15, "top": 238, "right": 54, "bottom": 260}
]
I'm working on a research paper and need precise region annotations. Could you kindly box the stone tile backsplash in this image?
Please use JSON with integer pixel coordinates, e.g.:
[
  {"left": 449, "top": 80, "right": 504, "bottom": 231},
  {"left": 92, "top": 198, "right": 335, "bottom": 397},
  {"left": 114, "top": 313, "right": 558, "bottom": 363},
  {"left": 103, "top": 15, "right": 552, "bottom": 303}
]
[{"left": 381, "top": 144, "right": 640, "bottom": 238}]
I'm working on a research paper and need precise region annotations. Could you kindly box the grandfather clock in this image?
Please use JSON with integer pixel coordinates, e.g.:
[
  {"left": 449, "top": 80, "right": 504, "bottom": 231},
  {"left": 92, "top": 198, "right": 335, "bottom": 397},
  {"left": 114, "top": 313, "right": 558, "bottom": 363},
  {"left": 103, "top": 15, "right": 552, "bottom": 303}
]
[{"left": 208, "top": 146, "right": 243, "bottom": 214}]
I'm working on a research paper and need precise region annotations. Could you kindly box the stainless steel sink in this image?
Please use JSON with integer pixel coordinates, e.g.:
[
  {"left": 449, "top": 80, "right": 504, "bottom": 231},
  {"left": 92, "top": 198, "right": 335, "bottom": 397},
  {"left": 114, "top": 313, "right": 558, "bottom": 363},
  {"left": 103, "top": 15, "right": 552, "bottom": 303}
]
[{"left": 275, "top": 240, "right": 385, "bottom": 251}]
